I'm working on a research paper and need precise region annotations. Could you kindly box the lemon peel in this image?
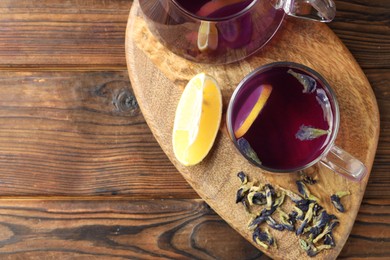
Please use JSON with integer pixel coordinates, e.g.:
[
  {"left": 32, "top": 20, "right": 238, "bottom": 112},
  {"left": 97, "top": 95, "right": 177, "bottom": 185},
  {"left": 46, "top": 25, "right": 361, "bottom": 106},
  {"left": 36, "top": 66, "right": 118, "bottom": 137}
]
[{"left": 172, "top": 73, "right": 222, "bottom": 166}]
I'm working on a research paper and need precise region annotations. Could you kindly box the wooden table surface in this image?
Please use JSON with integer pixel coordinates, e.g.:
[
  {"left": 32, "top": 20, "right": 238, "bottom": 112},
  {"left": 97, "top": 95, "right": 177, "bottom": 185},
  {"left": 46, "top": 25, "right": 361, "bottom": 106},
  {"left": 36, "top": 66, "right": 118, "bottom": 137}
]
[{"left": 0, "top": 0, "right": 388, "bottom": 259}]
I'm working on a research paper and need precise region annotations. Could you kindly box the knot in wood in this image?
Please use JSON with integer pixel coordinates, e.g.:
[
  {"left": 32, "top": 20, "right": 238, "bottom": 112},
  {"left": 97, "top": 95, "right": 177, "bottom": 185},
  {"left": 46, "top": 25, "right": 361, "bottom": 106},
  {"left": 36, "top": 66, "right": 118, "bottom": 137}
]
[{"left": 113, "top": 89, "right": 139, "bottom": 115}]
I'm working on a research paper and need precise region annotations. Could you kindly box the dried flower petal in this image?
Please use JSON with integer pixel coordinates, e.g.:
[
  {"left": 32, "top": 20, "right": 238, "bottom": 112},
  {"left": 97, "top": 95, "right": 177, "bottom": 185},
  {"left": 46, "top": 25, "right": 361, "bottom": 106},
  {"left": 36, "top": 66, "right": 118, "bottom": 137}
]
[
  {"left": 296, "top": 181, "right": 310, "bottom": 198},
  {"left": 296, "top": 203, "right": 315, "bottom": 235},
  {"left": 237, "top": 171, "right": 248, "bottom": 184},
  {"left": 288, "top": 211, "right": 298, "bottom": 225},
  {"left": 324, "top": 233, "right": 336, "bottom": 247},
  {"left": 253, "top": 227, "right": 275, "bottom": 248},
  {"left": 313, "top": 219, "right": 340, "bottom": 244},
  {"left": 288, "top": 69, "right": 317, "bottom": 93},
  {"left": 296, "top": 125, "right": 330, "bottom": 141},
  {"left": 309, "top": 210, "right": 337, "bottom": 240},
  {"left": 248, "top": 191, "right": 267, "bottom": 206},
  {"left": 278, "top": 208, "right": 295, "bottom": 231},
  {"left": 299, "top": 170, "right": 317, "bottom": 185},
  {"left": 296, "top": 181, "right": 319, "bottom": 202},
  {"left": 279, "top": 187, "right": 303, "bottom": 203},
  {"left": 265, "top": 184, "right": 275, "bottom": 210},
  {"left": 330, "top": 191, "right": 351, "bottom": 212},
  {"left": 266, "top": 216, "right": 285, "bottom": 231},
  {"left": 293, "top": 206, "right": 305, "bottom": 220},
  {"left": 237, "top": 138, "right": 261, "bottom": 165},
  {"left": 248, "top": 203, "right": 278, "bottom": 229}
]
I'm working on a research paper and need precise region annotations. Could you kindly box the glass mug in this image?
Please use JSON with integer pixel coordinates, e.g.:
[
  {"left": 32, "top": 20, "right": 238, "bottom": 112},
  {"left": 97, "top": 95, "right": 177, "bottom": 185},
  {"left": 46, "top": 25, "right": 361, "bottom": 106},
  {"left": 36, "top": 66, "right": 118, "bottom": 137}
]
[
  {"left": 226, "top": 62, "right": 367, "bottom": 181},
  {"left": 138, "top": 0, "right": 336, "bottom": 64}
]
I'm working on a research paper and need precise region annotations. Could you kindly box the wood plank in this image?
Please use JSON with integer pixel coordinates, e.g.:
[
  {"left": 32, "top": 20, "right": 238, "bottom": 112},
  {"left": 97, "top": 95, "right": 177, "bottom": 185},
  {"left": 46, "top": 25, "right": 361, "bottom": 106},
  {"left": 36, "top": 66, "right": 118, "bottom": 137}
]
[
  {"left": 339, "top": 199, "right": 390, "bottom": 258},
  {"left": 329, "top": 0, "right": 390, "bottom": 69},
  {"left": 0, "top": 0, "right": 132, "bottom": 68},
  {"left": 0, "top": 71, "right": 195, "bottom": 197},
  {"left": 364, "top": 69, "right": 390, "bottom": 199},
  {"left": 0, "top": 199, "right": 267, "bottom": 260},
  {"left": 0, "top": 0, "right": 388, "bottom": 69},
  {"left": 0, "top": 198, "right": 387, "bottom": 259}
]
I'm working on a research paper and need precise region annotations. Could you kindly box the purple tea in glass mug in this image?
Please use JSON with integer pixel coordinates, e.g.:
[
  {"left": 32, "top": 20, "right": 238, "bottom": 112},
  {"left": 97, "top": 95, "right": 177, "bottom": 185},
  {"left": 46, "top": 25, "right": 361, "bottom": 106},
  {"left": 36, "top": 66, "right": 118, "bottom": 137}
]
[
  {"left": 226, "top": 62, "right": 367, "bottom": 181},
  {"left": 138, "top": 0, "right": 336, "bottom": 64}
]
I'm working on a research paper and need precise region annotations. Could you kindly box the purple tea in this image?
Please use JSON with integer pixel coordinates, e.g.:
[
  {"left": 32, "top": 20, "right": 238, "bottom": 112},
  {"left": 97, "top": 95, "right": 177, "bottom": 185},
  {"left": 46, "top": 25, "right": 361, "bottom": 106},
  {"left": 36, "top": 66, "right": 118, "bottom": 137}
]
[
  {"left": 138, "top": 0, "right": 285, "bottom": 63},
  {"left": 229, "top": 66, "right": 335, "bottom": 171},
  {"left": 175, "top": 0, "right": 253, "bottom": 18}
]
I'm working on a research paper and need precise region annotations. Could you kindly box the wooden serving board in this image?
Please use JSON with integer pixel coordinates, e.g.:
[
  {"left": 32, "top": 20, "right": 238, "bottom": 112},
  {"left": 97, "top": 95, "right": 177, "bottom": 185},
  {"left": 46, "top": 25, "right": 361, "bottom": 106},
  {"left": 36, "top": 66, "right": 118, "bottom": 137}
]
[{"left": 125, "top": 1, "right": 380, "bottom": 259}]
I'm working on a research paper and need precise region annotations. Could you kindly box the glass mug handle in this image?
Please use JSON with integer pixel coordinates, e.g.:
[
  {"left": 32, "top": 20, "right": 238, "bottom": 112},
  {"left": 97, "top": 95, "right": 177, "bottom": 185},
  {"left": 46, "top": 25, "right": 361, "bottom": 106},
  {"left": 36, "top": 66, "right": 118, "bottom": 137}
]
[
  {"left": 320, "top": 145, "right": 367, "bottom": 182},
  {"left": 279, "top": 0, "right": 336, "bottom": 22}
]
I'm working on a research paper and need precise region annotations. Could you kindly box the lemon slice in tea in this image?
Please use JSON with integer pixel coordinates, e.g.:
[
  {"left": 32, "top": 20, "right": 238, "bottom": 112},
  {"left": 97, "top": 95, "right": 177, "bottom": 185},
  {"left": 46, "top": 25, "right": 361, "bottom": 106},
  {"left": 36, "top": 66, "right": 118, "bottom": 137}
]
[
  {"left": 197, "top": 21, "right": 218, "bottom": 52},
  {"left": 235, "top": 84, "right": 272, "bottom": 138},
  {"left": 173, "top": 73, "right": 222, "bottom": 166}
]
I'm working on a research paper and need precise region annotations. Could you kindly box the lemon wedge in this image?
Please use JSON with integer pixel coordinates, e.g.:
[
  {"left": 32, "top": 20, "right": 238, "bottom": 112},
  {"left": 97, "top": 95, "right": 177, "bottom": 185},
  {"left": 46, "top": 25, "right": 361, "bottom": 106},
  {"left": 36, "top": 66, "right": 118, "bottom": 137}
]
[
  {"left": 197, "top": 21, "right": 218, "bottom": 52},
  {"left": 173, "top": 73, "right": 222, "bottom": 166},
  {"left": 235, "top": 84, "right": 273, "bottom": 138}
]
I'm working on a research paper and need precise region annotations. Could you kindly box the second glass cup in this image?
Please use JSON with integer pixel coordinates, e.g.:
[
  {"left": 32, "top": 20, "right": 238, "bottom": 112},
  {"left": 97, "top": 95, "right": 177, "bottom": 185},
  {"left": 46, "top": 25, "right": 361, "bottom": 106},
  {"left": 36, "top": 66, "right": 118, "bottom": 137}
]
[
  {"left": 138, "top": 0, "right": 336, "bottom": 64},
  {"left": 226, "top": 62, "right": 367, "bottom": 181}
]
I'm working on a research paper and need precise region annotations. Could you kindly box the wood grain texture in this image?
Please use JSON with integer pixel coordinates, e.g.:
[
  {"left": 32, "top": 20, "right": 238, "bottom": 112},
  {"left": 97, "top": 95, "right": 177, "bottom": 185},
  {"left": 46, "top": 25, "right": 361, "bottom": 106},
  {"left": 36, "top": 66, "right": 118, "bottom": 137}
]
[
  {"left": 0, "top": 198, "right": 387, "bottom": 259},
  {"left": 0, "top": 0, "right": 132, "bottom": 68},
  {"left": 0, "top": 0, "right": 387, "bottom": 259},
  {"left": 328, "top": 0, "right": 390, "bottom": 70},
  {"left": 126, "top": 0, "right": 380, "bottom": 258},
  {"left": 0, "top": 199, "right": 266, "bottom": 260},
  {"left": 0, "top": 0, "right": 386, "bottom": 200},
  {"left": 0, "top": 71, "right": 195, "bottom": 197}
]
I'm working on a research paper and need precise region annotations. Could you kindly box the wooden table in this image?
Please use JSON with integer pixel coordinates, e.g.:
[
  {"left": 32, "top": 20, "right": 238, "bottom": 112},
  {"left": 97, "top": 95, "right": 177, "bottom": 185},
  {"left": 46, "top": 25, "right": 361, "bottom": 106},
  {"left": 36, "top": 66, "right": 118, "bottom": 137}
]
[{"left": 0, "top": 0, "right": 388, "bottom": 259}]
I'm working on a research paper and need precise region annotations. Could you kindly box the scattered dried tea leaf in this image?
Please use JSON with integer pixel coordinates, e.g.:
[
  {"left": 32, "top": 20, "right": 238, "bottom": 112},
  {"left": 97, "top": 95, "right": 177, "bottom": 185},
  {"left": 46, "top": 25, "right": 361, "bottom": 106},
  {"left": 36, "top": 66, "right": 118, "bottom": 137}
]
[
  {"left": 237, "top": 137, "right": 262, "bottom": 165},
  {"left": 312, "top": 219, "right": 340, "bottom": 244},
  {"left": 299, "top": 170, "right": 317, "bottom": 185},
  {"left": 296, "top": 180, "right": 319, "bottom": 202},
  {"left": 253, "top": 227, "right": 275, "bottom": 249},
  {"left": 235, "top": 171, "right": 343, "bottom": 257},
  {"left": 330, "top": 191, "right": 351, "bottom": 212},
  {"left": 296, "top": 125, "right": 330, "bottom": 141},
  {"left": 288, "top": 69, "right": 317, "bottom": 93}
]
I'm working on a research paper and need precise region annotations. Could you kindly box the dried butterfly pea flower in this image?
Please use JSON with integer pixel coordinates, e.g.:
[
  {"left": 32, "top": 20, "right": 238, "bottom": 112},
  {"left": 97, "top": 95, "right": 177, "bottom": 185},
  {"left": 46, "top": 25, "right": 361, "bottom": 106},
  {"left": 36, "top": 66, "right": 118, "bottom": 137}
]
[
  {"left": 296, "top": 202, "right": 315, "bottom": 235},
  {"left": 296, "top": 181, "right": 319, "bottom": 202},
  {"left": 236, "top": 185, "right": 249, "bottom": 204},
  {"left": 307, "top": 245, "right": 332, "bottom": 257},
  {"left": 277, "top": 208, "right": 295, "bottom": 231},
  {"left": 248, "top": 190, "right": 267, "bottom": 206},
  {"left": 313, "top": 219, "right": 340, "bottom": 244},
  {"left": 296, "top": 125, "right": 330, "bottom": 141},
  {"left": 237, "top": 171, "right": 248, "bottom": 184},
  {"left": 287, "top": 69, "right": 317, "bottom": 93},
  {"left": 293, "top": 206, "right": 305, "bottom": 220},
  {"left": 299, "top": 170, "right": 317, "bottom": 185},
  {"left": 295, "top": 198, "right": 317, "bottom": 213},
  {"left": 273, "top": 191, "right": 286, "bottom": 208},
  {"left": 299, "top": 239, "right": 316, "bottom": 257},
  {"left": 309, "top": 210, "right": 337, "bottom": 240},
  {"left": 266, "top": 216, "right": 285, "bottom": 231},
  {"left": 253, "top": 227, "right": 275, "bottom": 249},
  {"left": 248, "top": 205, "right": 278, "bottom": 229},
  {"left": 330, "top": 191, "right": 351, "bottom": 212},
  {"left": 288, "top": 211, "right": 298, "bottom": 225},
  {"left": 279, "top": 187, "right": 304, "bottom": 203},
  {"left": 324, "top": 233, "right": 336, "bottom": 247},
  {"left": 264, "top": 184, "right": 277, "bottom": 210},
  {"left": 237, "top": 138, "right": 262, "bottom": 165},
  {"left": 300, "top": 239, "right": 332, "bottom": 257},
  {"left": 312, "top": 203, "right": 323, "bottom": 217}
]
